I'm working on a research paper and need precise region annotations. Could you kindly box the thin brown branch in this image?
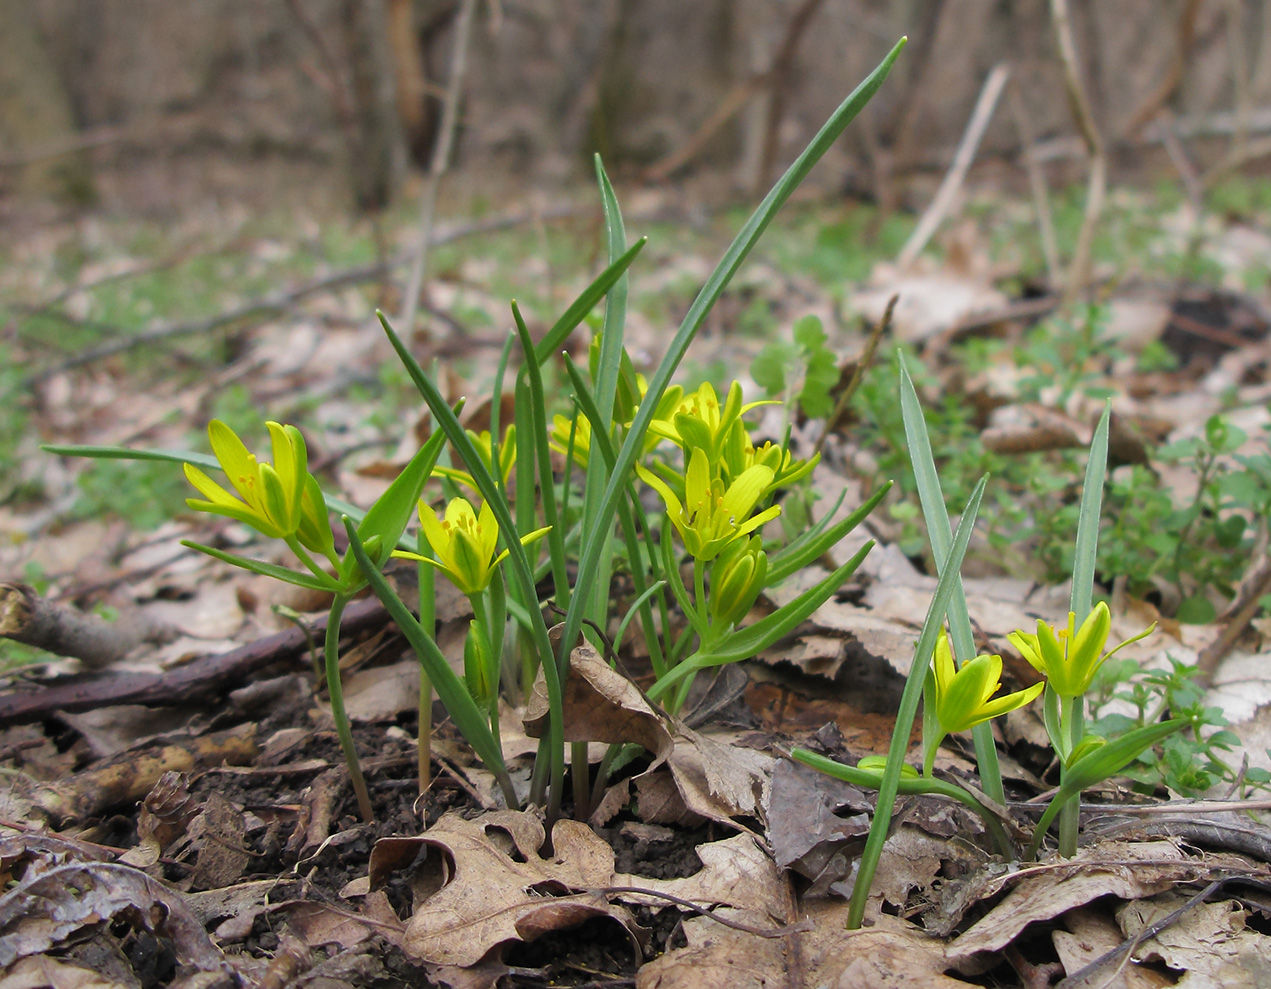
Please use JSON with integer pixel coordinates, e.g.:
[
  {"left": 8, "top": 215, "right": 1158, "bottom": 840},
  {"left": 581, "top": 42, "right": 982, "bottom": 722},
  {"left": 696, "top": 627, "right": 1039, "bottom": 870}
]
[
  {"left": 0, "top": 583, "right": 173, "bottom": 669},
  {"left": 896, "top": 63, "right": 1010, "bottom": 269},
  {"left": 0, "top": 596, "right": 387, "bottom": 728},
  {"left": 399, "top": 0, "right": 478, "bottom": 335},
  {"left": 1124, "top": 0, "right": 1203, "bottom": 139},
  {"left": 1050, "top": 0, "right": 1107, "bottom": 306}
]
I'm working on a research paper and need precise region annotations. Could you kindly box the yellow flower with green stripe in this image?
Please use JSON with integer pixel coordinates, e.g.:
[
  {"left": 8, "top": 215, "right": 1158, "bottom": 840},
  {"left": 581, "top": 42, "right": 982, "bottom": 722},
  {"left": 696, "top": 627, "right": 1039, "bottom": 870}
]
[{"left": 184, "top": 420, "right": 335, "bottom": 562}]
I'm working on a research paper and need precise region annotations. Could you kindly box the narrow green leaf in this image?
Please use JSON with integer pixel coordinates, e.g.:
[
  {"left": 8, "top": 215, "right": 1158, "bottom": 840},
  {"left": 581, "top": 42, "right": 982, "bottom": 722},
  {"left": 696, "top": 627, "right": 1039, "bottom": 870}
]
[
  {"left": 43, "top": 444, "right": 219, "bottom": 470},
  {"left": 849, "top": 474, "right": 985, "bottom": 929},
  {"left": 180, "top": 541, "right": 339, "bottom": 592},
  {"left": 558, "top": 38, "right": 907, "bottom": 694},
  {"left": 1063, "top": 720, "right": 1186, "bottom": 793},
  {"left": 766, "top": 482, "right": 891, "bottom": 584},
  {"left": 339, "top": 425, "right": 449, "bottom": 584},
  {"left": 376, "top": 309, "right": 566, "bottom": 817},
  {"left": 1071, "top": 402, "right": 1111, "bottom": 624},
  {"left": 343, "top": 518, "right": 513, "bottom": 790},
  {"left": 532, "top": 239, "right": 647, "bottom": 365}
]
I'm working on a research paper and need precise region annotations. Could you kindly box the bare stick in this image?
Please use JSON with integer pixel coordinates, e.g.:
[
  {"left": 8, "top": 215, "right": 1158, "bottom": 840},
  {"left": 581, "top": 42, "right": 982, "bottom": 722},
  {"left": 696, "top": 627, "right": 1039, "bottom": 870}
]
[
  {"left": 896, "top": 64, "right": 1010, "bottom": 269},
  {"left": 754, "top": 0, "right": 827, "bottom": 194},
  {"left": 1123, "top": 0, "right": 1203, "bottom": 140},
  {"left": 1008, "top": 78, "right": 1060, "bottom": 287},
  {"left": 1050, "top": 0, "right": 1107, "bottom": 306},
  {"left": 0, "top": 583, "right": 172, "bottom": 669},
  {"left": 0, "top": 597, "right": 387, "bottom": 727},
  {"left": 398, "top": 0, "right": 478, "bottom": 335}
]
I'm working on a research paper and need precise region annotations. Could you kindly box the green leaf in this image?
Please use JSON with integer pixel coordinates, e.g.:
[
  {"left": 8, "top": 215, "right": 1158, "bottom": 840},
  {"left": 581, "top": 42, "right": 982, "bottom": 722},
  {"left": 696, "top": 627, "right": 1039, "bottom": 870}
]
[
  {"left": 1071, "top": 402, "right": 1111, "bottom": 623},
  {"left": 43, "top": 444, "right": 220, "bottom": 471},
  {"left": 681, "top": 540, "right": 874, "bottom": 673},
  {"left": 849, "top": 474, "right": 985, "bottom": 928},
  {"left": 558, "top": 37, "right": 908, "bottom": 701},
  {"left": 181, "top": 541, "right": 339, "bottom": 592},
  {"left": 339, "top": 425, "right": 449, "bottom": 585},
  {"left": 533, "top": 239, "right": 647, "bottom": 365},
  {"left": 751, "top": 342, "right": 795, "bottom": 396},
  {"left": 793, "top": 314, "right": 827, "bottom": 351},
  {"left": 766, "top": 481, "right": 891, "bottom": 584},
  {"left": 343, "top": 518, "right": 513, "bottom": 789}
]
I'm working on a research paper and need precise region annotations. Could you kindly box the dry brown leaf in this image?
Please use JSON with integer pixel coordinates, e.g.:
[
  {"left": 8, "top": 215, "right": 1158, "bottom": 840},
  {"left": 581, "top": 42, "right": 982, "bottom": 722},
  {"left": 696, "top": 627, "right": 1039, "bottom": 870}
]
[
  {"left": 765, "top": 757, "right": 870, "bottom": 880},
  {"left": 946, "top": 841, "right": 1194, "bottom": 961},
  {"left": 376, "top": 811, "right": 643, "bottom": 968},
  {"left": 1117, "top": 892, "right": 1271, "bottom": 987},
  {"left": 658, "top": 727, "right": 773, "bottom": 827},
  {"left": 634, "top": 910, "right": 795, "bottom": 989},
  {"left": 1, "top": 954, "right": 132, "bottom": 989},
  {"left": 1052, "top": 906, "right": 1173, "bottom": 989},
  {"left": 803, "top": 904, "right": 978, "bottom": 988},
  {"left": 614, "top": 832, "right": 786, "bottom": 919},
  {"left": 523, "top": 642, "right": 673, "bottom": 765},
  {"left": 0, "top": 860, "right": 229, "bottom": 979}
]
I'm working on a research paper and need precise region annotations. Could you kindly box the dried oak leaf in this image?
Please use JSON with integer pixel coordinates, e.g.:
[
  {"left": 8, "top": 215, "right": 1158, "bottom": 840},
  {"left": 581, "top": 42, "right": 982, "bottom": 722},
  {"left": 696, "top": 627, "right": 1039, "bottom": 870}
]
[
  {"left": 0, "top": 860, "right": 230, "bottom": 980},
  {"left": 371, "top": 810, "right": 645, "bottom": 969},
  {"left": 525, "top": 644, "right": 773, "bottom": 827},
  {"left": 946, "top": 840, "right": 1200, "bottom": 962}
]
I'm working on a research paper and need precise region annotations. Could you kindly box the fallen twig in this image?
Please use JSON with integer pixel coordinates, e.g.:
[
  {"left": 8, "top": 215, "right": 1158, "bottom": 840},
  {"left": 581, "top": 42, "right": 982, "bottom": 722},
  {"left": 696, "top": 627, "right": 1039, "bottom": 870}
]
[
  {"left": 0, "top": 596, "right": 387, "bottom": 727},
  {"left": 0, "top": 582, "right": 173, "bottom": 669},
  {"left": 896, "top": 63, "right": 1010, "bottom": 269},
  {"left": 1050, "top": 0, "right": 1106, "bottom": 306}
]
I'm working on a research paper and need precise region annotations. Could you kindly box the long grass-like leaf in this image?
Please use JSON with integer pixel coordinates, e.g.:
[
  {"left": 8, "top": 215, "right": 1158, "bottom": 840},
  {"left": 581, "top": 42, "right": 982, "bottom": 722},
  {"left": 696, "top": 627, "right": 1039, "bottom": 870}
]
[
  {"left": 180, "top": 541, "right": 339, "bottom": 591},
  {"left": 898, "top": 353, "right": 1004, "bottom": 803},
  {"left": 532, "top": 240, "right": 647, "bottom": 365},
  {"left": 847, "top": 474, "right": 986, "bottom": 929},
  {"left": 1071, "top": 402, "right": 1111, "bottom": 623},
  {"left": 343, "top": 517, "right": 517, "bottom": 806},
  {"left": 556, "top": 38, "right": 907, "bottom": 693},
  {"left": 765, "top": 482, "right": 891, "bottom": 584},
  {"left": 376, "top": 310, "right": 566, "bottom": 816}
]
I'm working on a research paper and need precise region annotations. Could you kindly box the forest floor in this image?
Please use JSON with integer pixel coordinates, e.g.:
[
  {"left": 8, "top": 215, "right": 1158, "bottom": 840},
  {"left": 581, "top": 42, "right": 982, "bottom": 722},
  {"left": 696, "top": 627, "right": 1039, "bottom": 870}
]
[{"left": 4, "top": 172, "right": 1271, "bottom": 987}]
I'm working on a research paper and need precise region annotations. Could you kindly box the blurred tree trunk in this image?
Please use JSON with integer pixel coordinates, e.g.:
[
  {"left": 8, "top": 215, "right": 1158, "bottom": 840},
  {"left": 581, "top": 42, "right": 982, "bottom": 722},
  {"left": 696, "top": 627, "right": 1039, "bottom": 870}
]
[
  {"left": 340, "top": 0, "right": 407, "bottom": 211},
  {"left": 0, "top": 1, "right": 93, "bottom": 203}
]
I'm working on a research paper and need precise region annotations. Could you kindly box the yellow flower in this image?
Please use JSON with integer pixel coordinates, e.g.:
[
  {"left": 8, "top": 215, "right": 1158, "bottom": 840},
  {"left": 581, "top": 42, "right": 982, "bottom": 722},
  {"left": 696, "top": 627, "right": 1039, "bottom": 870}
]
[
  {"left": 433, "top": 426, "right": 516, "bottom": 492},
  {"left": 398, "top": 497, "right": 549, "bottom": 595},
  {"left": 184, "top": 420, "right": 335, "bottom": 559},
  {"left": 924, "top": 630, "right": 1043, "bottom": 776},
  {"left": 1007, "top": 602, "right": 1155, "bottom": 699},
  {"left": 637, "top": 446, "right": 780, "bottom": 561},
  {"left": 548, "top": 413, "right": 593, "bottom": 470},
  {"left": 649, "top": 381, "right": 773, "bottom": 463}
]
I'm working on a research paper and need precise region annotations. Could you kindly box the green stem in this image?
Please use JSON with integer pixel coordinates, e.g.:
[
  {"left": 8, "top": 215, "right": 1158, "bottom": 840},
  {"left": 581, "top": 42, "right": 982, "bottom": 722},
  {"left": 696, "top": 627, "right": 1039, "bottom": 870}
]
[
  {"left": 1057, "top": 693, "right": 1085, "bottom": 857},
  {"left": 286, "top": 536, "right": 340, "bottom": 589},
  {"left": 325, "top": 594, "right": 374, "bottom": 824},
  {"left": 417, "top": 552, "right": 436, "bottom": 796},
  {"left": 790, "top": 748, "right": 1014, "bottom": 859}
]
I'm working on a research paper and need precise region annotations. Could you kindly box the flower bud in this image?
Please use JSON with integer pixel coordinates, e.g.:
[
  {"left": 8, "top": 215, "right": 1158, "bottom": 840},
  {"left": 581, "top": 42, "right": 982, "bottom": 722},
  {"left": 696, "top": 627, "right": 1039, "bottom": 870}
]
[
  {"left": 708, "top": 536, "right": 768, "bottom": 628},
  {"left": 464, "top": 620, "right": 495, "bottom": 710}
]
